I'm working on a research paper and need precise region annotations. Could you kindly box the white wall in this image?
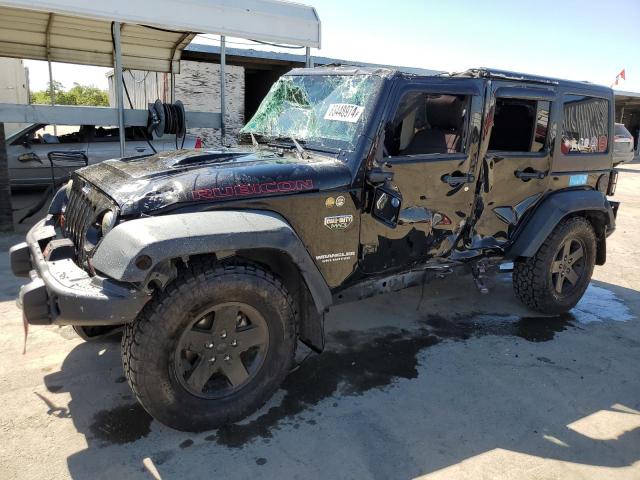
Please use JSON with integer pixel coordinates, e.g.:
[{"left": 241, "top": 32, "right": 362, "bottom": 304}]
[{"left": 0, "top": 58, "right": 30, "bottom": 137}]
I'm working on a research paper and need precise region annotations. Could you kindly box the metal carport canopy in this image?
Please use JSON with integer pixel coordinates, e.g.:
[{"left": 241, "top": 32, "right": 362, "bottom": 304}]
[{"left": 0, "top": 0, "right": 321, "bottom": 72}]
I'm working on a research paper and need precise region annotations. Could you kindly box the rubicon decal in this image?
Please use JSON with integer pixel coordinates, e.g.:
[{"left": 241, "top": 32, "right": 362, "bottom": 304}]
[
  {"left": 324, "top": 214, "right": 353, "bottom": 230},
  {"left": 192, "top": 179, "right": 314, "bottom": 201}
]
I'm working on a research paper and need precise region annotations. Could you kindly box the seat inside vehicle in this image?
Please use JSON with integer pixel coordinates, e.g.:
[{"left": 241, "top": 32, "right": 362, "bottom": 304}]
[{"left": 387, "top": 93, "right": 467, "bottom": 156}]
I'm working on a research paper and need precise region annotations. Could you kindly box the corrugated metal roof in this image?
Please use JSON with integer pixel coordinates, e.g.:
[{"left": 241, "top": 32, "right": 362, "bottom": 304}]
[
  {"left": 0, "top": 6, "right": 195, "bottom": 72},
  {"left": 0, "top": 0, "right": 321, "bottom": 72}
]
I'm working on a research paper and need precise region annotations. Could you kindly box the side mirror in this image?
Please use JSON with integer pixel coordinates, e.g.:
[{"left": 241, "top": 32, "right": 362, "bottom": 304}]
[
  {"left": 372, "top": 186, "right": 401, "bottom": 228},
  {"left": 22, "top": 140, "right": 31, "bottom": 149}
]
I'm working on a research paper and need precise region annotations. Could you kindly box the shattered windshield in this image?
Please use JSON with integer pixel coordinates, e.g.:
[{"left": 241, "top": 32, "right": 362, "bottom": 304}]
[{"left": 240, "top": 74, "right": 383, "bottom": 151}]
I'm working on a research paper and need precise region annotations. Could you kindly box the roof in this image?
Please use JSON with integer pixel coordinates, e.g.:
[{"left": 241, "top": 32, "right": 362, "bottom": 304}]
[
  {"left": 613, "top": 90, "right": 640, "bottom": 108},
  {"left": 0, "top": 0, "right": 321, "bottom": 72},
  {"left": 454, "top": 68, "right": 612, "bottom": 94},
  {"left": 184, "top": 43, "right": 441, "bottom": 76}
]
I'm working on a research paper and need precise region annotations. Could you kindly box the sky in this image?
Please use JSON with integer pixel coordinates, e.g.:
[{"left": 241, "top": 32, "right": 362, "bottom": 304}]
[{"left": 25, "top": 0, "right": 640, "bottom": 93}]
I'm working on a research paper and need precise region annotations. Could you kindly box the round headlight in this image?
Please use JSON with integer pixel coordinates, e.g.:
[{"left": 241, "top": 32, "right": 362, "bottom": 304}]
[{"left": 101, "top": 210, "right": 117, "bottom": 235}]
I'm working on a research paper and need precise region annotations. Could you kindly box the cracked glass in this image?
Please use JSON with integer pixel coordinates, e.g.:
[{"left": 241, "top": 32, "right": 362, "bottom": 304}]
[{"left": 241, "top": 74, "right": 383, "bottom": 151}]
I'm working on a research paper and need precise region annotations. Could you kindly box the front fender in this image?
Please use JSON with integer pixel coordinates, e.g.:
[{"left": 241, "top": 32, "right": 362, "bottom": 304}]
[{"left": 91, "top": 210, "right": 332, "bottom": 313}]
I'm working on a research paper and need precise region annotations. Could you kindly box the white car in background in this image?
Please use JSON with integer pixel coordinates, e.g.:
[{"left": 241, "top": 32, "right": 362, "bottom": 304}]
[
  {"left": 6, "top": 123, "right": 201, "bottom": 188},
  {"left": 613, "top": 122, "right": 635, "bottom": 166}
]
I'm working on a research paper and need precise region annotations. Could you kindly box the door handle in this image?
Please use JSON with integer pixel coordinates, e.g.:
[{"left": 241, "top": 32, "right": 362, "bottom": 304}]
[
  {"left": 442, "top": 173, "right": 475, "bottom": 186},
  {"left": 135, "top": 147, "right": 147, "bottom": 153},
  {"left": 18, "top": 152, "right": 42, "bottom": 163},
  {"left": 515, "top": 169, "right": 546, "bottom": 180}
]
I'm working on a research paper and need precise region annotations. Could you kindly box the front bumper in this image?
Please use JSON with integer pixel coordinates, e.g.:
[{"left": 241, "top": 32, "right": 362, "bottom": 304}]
[{"left": 11, "top": 216, "right": 149, "bottom": 326}]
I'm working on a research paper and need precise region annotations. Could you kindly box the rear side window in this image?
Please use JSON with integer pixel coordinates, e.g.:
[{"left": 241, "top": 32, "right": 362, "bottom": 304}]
[
  {"left": 488, "top": 98, "right": 550, "bottom": 153},
  {"left": 561, "top": 95, "right": 609, "bottom": 154}
]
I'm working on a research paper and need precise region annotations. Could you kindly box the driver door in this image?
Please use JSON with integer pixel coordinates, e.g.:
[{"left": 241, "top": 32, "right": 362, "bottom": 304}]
[
  {"left": 359, "top": 77, "right": 484, "bottom": 273},
  {"left": 9, "top": 124, "right": 88, "bottom": 187}
]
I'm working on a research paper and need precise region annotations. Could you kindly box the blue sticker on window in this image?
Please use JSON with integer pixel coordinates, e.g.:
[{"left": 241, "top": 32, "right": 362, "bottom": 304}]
[{"left": 569, "top": 174, "right": 588, "bottom": 186}]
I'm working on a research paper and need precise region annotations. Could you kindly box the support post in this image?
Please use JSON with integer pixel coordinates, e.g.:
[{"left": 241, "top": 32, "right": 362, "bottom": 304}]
[
  {"left": 220, "top": 35, "right": 226, "bottom": 146},
  {"left": 305, "top": 47, "right": 313, "bottom": 68},
  {"left": 171, "top": 72, "right": 175, "bottom": 103},
  {"left": 112, "top": 22, "right": 126, "bottom": 157},
  {"left": 0, "top": 123, "right": 13, "bottom": 232},
  {"left": 46, "top": 13, "right": 57, "bottom": 135},
  {"left": 47, "top": 61, "right": 57, "bottom": 136}
]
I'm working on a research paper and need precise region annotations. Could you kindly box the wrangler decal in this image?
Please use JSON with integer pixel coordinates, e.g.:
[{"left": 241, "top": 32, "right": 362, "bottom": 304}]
[{"left": 192, "top": 179, "right": 314, "bottom": 201}]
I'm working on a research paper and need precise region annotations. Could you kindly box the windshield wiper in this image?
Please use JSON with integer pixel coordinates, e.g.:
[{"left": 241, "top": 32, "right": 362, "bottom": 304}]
[
  {"left": 273, "top": 136, "right": 310, "bottom": 160},
  {"left": 249, "top": 132, "right": 260, "bottom": 151},
  {"left": 249, "top": 132, "right": 259, "bottom": 147}
]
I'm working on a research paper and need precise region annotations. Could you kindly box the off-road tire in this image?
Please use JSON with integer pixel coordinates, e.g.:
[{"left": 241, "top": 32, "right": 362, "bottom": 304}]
[
  {"left": 121, "top": 260, "right": 297, "bottom": 431},
  {"left": 513, "top": 217, "right": 596, "bottom": 314}
]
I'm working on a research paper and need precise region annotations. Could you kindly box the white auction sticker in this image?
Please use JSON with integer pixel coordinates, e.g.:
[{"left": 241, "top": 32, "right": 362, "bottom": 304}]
[{"left": 324, "top": 103, "right": 365, "bottom": 123}]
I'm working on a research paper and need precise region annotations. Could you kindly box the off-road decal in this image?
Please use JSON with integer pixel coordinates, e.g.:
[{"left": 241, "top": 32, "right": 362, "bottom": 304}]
[
  {"left": 192, "top": 179, "right": 314, "bottom": 201},
  {"left": 324, "top": 214, "right": 353, "bottom": 230}
]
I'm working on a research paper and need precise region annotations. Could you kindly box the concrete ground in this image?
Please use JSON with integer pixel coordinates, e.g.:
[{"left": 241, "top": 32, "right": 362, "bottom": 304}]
[{"left": 1, "top": 162, "right": 639, "bottom": 480}]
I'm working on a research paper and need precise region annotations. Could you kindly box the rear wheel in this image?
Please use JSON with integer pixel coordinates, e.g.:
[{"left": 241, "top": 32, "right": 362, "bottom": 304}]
[
  {"left": 513, "top": 217, "right": 596, "bottom": 314},
  {"left": 122, "top": 261, "right": 297, "bottom": 431}
]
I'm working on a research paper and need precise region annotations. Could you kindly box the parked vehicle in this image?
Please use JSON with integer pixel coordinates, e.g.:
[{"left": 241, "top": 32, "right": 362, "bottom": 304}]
[
  {"left": 6, "top": 123, "right": 200, "bottom": 188},
  {"left": 12, "top": 66, "right": 619, "bottom": 431},
  {"left": 613, "top": 122, "right": 635, "bottom": 165}
]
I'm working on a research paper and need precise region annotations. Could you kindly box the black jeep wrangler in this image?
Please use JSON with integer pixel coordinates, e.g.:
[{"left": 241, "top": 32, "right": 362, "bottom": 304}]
[{"left": 11, "top": 66, "right": 619, "bottom": 431}]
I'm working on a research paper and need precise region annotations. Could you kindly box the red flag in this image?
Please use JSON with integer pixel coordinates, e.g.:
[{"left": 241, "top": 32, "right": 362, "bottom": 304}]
[{"left": 619, "top": 69, "right": 626, "bottom": 80}]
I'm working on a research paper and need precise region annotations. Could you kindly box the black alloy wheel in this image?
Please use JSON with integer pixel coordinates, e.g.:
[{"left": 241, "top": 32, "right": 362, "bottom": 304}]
[{"left": 174, "top": 302, "right": 269, "bottom": 398}]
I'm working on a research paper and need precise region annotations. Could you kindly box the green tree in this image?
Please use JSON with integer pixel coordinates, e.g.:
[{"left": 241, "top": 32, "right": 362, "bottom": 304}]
[{"left": 30, "top": 81, "right": 109, "bottom": 107}]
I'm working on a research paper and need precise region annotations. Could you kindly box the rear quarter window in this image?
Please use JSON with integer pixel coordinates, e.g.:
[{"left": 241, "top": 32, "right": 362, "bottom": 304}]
[{"left": 561, "top": 95, "right": 609, "bottom": 155}]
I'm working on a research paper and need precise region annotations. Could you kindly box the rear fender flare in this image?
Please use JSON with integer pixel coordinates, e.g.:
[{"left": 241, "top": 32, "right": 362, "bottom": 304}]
[{"left": 506, "top": 189, "right": 615, "bottom": 259}]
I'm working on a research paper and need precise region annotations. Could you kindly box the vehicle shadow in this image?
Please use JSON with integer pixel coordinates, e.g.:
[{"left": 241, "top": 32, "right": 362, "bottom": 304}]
[{"left": 46, "top": 276, "right": 640, "bottom": 479}]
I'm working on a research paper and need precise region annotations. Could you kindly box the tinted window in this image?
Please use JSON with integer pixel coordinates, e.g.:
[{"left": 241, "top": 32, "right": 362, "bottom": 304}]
[
  {"left": 91, "top": 126, "right": 151, "bottom": 142},
  {"left": 22, "top": 125, "right": 85, "bottom": 145},
  {"left": 488, "top": 98, "right": 549, "bottom": 152},
  {"left": 385, "top": 92, "right": 468, "bottom": 156},
  {"left": 561, "top": 95, "right": 609, "bottom": 154},
  {"left": 614, "top": 123, "right": 630, "bottom": 137}
]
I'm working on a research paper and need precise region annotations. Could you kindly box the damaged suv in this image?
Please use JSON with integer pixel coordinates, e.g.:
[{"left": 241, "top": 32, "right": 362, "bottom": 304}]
[{"left": 11, "top": 66, "right": 619, "bottom": 431}]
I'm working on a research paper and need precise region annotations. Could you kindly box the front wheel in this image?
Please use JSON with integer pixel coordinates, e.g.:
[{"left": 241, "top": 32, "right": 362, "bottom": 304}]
[
  {"left": 513, "top": 217, "right": 596, "bottom": 314},
  {"left": 121, "top": 261, "right": 297, "bottom": 431}
]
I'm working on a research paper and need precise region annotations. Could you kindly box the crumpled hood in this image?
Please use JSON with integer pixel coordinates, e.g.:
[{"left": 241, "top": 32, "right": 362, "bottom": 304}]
[{"left": 75, "top": 146, "right": 352, "bottom": 216}]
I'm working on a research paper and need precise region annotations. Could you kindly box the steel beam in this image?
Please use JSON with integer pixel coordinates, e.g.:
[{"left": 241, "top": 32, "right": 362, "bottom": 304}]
[{"left": 0, "top": 103, "right": 221, "bottom": 128}]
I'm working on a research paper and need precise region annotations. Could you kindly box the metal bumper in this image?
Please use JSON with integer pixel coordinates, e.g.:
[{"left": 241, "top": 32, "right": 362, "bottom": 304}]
[{"left": 10, "top": 217, "right": 149, "bottom": 326}]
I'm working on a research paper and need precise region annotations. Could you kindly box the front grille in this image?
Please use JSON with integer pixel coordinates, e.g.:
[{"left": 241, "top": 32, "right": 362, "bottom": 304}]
[{"left": 64, "top": 178, "right": 115, "bottom": 265}]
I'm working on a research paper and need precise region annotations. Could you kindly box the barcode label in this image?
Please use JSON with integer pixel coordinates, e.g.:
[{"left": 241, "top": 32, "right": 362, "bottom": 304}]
[{"left": 324, "top": 103, "right": 365, "bottom": 123}]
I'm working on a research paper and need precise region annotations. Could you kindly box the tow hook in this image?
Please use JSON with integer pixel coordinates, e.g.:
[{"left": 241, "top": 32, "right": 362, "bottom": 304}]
[{"left": 472, "top": 262, "right": 489, "bottom": 294}]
